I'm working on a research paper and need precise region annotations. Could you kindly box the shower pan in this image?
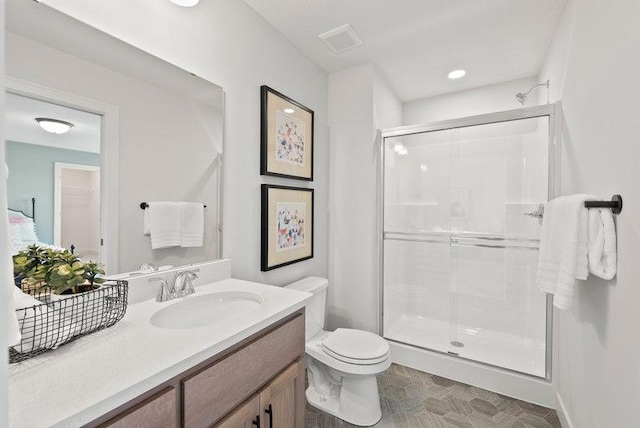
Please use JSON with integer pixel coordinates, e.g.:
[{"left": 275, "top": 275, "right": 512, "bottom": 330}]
[{"left": 380, "top": 104, "right": 560, "bottom": 400}]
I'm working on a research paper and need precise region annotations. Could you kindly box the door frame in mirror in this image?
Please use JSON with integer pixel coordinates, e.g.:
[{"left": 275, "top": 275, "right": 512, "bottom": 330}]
[{"left": 6, "top": 76, "right": 120, "bottom": 273}]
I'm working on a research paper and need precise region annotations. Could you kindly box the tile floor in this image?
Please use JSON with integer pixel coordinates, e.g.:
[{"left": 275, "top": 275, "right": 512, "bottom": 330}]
[{"left": 305, "top": 364, "right": 561, "bottom": 428}]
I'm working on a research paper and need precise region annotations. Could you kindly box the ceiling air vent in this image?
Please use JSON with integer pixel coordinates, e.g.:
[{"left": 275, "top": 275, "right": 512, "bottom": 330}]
[{"left": 318, "top": 24, "right": 364, "bottom": 54}]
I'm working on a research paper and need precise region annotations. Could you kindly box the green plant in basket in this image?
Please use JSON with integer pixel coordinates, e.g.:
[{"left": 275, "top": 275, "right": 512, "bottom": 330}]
[{"left": 13, "top": 245, "right": 106, "bottom": 295}]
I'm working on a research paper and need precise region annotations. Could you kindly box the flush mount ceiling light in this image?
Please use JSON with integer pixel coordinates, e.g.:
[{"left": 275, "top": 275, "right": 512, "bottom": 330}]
[
  {"left": 35, "top": 118, "right": 74, "bottom": 134},
  {"left": 448, "top": 69, "right": 466, "bottom": 80},
  {"left": 169, "top": 0, "right": 199, "bottom": 6},
  {"left": 283, "top": 108, "right": 295, "bottom": 114}
]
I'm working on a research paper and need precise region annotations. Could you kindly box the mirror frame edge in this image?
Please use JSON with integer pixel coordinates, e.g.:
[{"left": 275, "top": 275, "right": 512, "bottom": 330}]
[{"left": 5, "top": 75, "right": 120, "bottom": 273}]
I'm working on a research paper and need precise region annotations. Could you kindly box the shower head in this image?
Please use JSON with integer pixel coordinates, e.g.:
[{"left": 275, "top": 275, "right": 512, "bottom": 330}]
[
  {"left": 515, "top": 92, "right": 528, "bottom": 105},
  {"left": 515, "top": 80, "right": 550, "bottom": 105}
]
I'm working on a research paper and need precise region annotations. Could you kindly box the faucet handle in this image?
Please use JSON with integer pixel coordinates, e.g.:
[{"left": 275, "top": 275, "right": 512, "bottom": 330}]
[
  {"left": 149, "top": 277, "right": 172, "bottom": 302},
  {"left": 148, "top": 277, "right": 167, "bottom": 286}
]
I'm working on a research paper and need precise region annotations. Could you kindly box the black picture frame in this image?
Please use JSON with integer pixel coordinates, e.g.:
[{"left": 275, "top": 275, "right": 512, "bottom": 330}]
[
  {"left": 260, "top": 85, "right": 314, "bottom": 181},
  {"left": 261, "top": 184, "right": 314, "bottom": 271}
]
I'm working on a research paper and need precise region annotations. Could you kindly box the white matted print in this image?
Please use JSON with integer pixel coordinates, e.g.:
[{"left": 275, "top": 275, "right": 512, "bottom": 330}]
[
  {"left": 275, "top": 110, "right": 306, "bottom": 166},
  {"left": 276, "top": 202, "right": 306, "bottom": 251},
  {"left": 261, "top": 185, "right": 314, "bottom": 271}
]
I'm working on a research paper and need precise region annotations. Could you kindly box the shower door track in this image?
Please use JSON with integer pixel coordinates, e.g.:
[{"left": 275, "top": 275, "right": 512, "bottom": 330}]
[
  {"left": 386, "top": 337, "right": 551, "bottom": 381},
  {"left": 378, "top": 102, "right": 561, "bottom": 382}
]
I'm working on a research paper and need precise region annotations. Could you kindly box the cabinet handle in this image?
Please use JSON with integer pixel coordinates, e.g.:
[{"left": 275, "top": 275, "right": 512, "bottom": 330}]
[
  {"left": 264, "top": 404, "right": 273, "bottom": 427},
  {"left": 252, "top": 415, "right": 260, "bottom": 428}
]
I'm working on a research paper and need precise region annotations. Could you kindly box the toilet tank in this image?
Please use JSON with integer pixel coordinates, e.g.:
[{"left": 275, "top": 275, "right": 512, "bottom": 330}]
[{"left": 285, "top": 277, "right": 328, "bottom": 339}]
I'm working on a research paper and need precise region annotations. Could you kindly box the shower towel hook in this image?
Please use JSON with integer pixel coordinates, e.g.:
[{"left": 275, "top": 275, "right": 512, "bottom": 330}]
[{"left": 584, "top": 194, "right": 623, "bottom": 214}]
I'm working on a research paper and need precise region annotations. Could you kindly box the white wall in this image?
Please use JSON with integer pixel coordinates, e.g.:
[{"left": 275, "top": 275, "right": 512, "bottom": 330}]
[
  {"left": 403, "top": 77, "right": 538, "bottom": 124},
  {"left": 328, "top": 64, "right": 401, "bottom": 332},
  {"left": 540, "top": 0, "right": 640, "bottom": 427},
  {"left": 38, "top": 0, "right": 329, "bottom": 284}
]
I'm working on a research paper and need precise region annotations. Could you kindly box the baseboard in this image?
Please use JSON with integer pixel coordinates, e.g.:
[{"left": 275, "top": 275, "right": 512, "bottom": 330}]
[{"left": 555, "top": 392, "right": 574, "bottom": 428}]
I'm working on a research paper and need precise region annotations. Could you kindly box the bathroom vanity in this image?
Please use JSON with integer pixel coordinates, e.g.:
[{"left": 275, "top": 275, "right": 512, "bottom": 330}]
[
  {"left": 8, "top": 267, "right": 312, "bottom": 428},
  {"left": 94, "top": 310, "right": 304, "bottom": 428}
]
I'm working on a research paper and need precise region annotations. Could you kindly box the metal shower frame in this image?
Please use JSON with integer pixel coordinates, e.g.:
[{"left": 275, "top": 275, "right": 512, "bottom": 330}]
[{"left": 377, "top": 102, "right": 562, "bottom": 381}]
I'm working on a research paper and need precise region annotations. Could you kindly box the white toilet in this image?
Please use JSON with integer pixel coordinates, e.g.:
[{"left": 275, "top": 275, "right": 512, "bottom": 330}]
[{"left": 286, "top": 277, "right": 391, "bottom": 426}]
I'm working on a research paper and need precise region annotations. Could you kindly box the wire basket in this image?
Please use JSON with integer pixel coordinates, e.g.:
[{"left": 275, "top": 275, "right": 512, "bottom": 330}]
[{"left": 9, "top": 280, "right": 128, "bottom": 363}]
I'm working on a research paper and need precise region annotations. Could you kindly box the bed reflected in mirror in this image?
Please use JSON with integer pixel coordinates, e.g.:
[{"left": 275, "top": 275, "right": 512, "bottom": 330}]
[{"left": 6, "top": 93, "right": 102, "bottom": 262}]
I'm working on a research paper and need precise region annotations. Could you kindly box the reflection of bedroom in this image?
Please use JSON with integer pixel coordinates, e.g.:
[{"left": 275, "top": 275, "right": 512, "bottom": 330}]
[{"left": 5, "top": 93, "right": 101, "bottom": 261}]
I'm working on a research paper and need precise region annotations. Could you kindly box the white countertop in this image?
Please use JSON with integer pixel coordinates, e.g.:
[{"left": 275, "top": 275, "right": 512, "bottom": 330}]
[{"left": 8, "top": 278, "right": 312, "bottom": 428}]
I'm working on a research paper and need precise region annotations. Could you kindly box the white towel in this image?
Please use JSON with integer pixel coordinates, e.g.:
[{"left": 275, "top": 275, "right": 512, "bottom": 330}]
[
  {"left": 4, "top": 162, "right": 21, "bottom": 346},
  {"left": 536, "top": 194, "right": 591, "bottom": 310},
  {"left": 149, "top": 202, "right": 182, "bottom": 249},
  {"left": 13, "top": 289, "right": 50, "bottom": 354},
  {"left": 143, "top": 208, "right": 151, "bottom": 236},
  {"left": 6, "top": 264, "right": 21, "bottom": 348},
  {"left": 587, "top": 208, "right": 617, "bottom": 280},
  {"left": 181, "top": 202, "right": 204, "bottom": 248}
]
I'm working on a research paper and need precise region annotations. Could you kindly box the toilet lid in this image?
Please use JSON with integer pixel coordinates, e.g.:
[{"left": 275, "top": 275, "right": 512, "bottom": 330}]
[{"left": 322, "top": 329, "right": 390, "bottom": 363}]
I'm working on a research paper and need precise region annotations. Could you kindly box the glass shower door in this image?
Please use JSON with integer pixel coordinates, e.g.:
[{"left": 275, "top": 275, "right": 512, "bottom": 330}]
[
  {"left": 446, "top": 117, "right": 548, "bottom": 377},
  {"left": 383, "top": 112, "right": 551, "bottom": 378},
  {"left": 383, "top": 129, "right": 453, "bottom": 354}
]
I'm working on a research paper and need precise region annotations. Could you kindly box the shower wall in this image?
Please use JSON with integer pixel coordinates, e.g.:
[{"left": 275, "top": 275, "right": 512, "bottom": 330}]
[{"left": 383, "top": 113, "right": 551, "bottom": 378}]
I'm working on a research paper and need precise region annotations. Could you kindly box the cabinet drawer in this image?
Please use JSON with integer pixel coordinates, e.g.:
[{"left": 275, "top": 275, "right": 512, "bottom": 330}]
[
  {"left": 183, "top": 314, "right": 304, "bottom": 428},
  {"left": 101, "top": 387, "right": 177, "bottom": 428}
]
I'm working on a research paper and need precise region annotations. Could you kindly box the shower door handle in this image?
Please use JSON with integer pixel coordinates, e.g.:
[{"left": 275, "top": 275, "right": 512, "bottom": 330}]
[{"left": 524, "top": 204, "right": 544, "bottom": 219}]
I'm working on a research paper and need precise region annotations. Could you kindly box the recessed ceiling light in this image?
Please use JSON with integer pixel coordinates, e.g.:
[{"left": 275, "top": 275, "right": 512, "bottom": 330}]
[
  {"left": 448, "top": 69, "right": 466, "bottom": 80},
  {"left": 283, "top": 108, "right": 295, "bottom": 114},
  {"left": 35, "top": 118, "right": 74, "bottom": 134},
  {"left": 169, "top": 0, "right": 199, "bottom": 7}
]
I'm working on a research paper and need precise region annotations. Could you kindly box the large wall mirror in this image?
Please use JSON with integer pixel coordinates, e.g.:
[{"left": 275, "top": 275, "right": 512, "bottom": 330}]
[{"left": 5, "top": 1, "right": 224, "bottom": 275}]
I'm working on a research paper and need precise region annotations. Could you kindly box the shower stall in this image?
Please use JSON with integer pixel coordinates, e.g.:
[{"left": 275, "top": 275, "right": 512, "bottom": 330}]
[{"left": 380, "top": 104, "right": 559, "bottom": 400}]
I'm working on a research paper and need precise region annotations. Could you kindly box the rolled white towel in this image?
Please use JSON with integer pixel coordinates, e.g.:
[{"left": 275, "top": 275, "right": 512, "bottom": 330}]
[
  {"left": 587, "top": 208, "right": 617, "bottom": 280},
  {"left": 12, "top": 289, "right": 51, "bottom": 354},
  {"left": 13, "top": 290, "right": 78, "bottom": 354}
]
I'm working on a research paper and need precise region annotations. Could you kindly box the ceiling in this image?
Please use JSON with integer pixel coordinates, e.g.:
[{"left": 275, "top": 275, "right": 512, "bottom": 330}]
[
  {"left": 242, "top": 0, "right": 568, "bottom": 102},
  {"left": 5, "top": 93, "right": 101, "bottom": 154}
]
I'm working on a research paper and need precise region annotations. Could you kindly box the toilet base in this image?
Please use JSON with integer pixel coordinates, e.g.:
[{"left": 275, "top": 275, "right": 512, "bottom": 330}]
[{"left": 306, "top": 373, "right": 382, "bottom": 426}]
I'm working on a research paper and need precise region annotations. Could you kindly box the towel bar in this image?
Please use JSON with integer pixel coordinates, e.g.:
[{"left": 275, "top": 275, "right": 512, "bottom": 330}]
[
  {"left": 523, "top": 195, "right": 623, "bottom": 220},
  {"left": 140, "top": 202, "right": 207, "bottom": 209},
  {"left": 584, "top": 194, "right": 622, "bottom": 214}
]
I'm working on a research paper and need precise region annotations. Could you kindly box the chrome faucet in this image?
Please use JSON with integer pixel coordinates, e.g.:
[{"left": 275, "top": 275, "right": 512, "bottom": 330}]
[
  {"left": 148, "top": 277, "right": 176, "bottom": 302},
  {"left": 149, "top": 269, "right": 199, "bottom": 302},
  {"left": 172, "top": 269, "right": 199, "bottom": 298}
]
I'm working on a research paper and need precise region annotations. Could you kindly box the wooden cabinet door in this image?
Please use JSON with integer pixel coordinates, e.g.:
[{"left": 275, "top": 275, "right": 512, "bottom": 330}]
[
  {"left": 259, "top": 362, "right": 303, "bottom": 428},
  {"left": 183, "top": 315, "right": 304, "bottom": 428},
  {"left": 214, "top": 396, "right": 260, "bottom": 428},
  {"left": 101, "top": 387, "right": 177, "bottom": 428}
]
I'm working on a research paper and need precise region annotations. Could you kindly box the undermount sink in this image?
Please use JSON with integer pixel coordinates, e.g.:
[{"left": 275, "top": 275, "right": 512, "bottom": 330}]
[{"left": 150, "top": 291, "right": 264, "bottom": 329}]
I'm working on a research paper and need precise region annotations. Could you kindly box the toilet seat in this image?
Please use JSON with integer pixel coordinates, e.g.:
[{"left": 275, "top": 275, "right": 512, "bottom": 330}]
[{"left": 322, "top": 328, "right": 390, "bottom": 365}]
